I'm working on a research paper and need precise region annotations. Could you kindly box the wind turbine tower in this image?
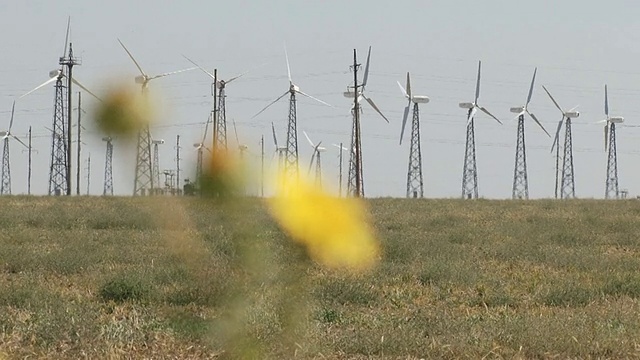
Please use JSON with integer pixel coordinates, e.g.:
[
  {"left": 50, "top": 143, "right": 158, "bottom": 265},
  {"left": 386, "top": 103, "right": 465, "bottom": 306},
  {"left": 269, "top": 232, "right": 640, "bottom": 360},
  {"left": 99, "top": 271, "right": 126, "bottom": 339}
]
[
  {"left": 345, "top": 47, "right": 389, "bottom": 197},
  {"left": 509, "top": 68, "right": 550, "bottom": 199},
  {"left": 459, "top": 61, "right": 502, "bottom": 199},
  {"left": 398, "top": 72, "right": 429, "bottom": 198},
  {"left": 303, "top": 131, "right": 326, "bottom": 188},
  {"left": 271, "top": 123, "right": 287, "bottom": 173},
  {"left": 601, "top": 85, "right": 624, "bottom": 199},
  {"left": 252, "top": 46, "right": 331, "bottom": 181},
  {"left": 193, "top": 113, "right": 212, "bottom": 185},
  {"left": 152, "top": 139, "right": 164, "bottom": 194},
  {"left": 0, "top": 102, "right": 28, "bottom": 195},
  {"left": 118, "top": 39, "right": 193, "bottom": 196},
  {"left": 543, "top": 86, "right": 579, "bottom": 199},
  {"left": 102, "top": 136, "right": 114, "bottom": 196}
]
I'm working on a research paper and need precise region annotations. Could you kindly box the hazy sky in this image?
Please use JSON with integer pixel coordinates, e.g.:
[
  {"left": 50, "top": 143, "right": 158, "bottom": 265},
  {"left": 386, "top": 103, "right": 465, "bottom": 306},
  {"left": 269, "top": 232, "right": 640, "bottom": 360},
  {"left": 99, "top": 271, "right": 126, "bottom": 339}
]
[{"left": 1, "top": 0, "right": 640, "bottom": 198}]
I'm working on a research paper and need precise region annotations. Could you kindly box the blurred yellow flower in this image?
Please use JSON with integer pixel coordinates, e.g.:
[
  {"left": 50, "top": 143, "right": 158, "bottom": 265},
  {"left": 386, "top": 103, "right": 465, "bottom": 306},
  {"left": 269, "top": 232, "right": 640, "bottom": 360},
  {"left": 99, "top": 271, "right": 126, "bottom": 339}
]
[
  {"left": 93, "top": 83, "right": 153, "bottom": 136},
  {"left": 268, "top": 176, "right": 380, "bottom": 271}
]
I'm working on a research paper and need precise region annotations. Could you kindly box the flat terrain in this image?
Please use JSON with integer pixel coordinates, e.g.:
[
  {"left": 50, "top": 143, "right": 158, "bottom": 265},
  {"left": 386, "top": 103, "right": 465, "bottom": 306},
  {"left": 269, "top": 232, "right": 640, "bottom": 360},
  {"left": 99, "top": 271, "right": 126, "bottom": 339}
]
[{"left": 2, "top": 197, "right": 640, "bottom": 359}]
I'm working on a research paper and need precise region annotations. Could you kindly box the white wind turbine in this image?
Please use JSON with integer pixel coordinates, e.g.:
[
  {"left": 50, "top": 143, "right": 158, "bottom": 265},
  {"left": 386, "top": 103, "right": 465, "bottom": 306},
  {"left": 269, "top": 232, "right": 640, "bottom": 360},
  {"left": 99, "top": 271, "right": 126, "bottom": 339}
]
[
  {"left": 598, "top": 85, "right": 624, "bottom": 199},
  {"left": 0, "top": 101, "right": 29, "bottom": 195},
  {"left": 193, "top": 112, "right": 213, "bottom": 183},
  {"left": 303, "top": 131, "right": 326, "bottom": 188},
  {"left": 271, "top": 122, "right": 287, "bottom": 174},
  {"left": 252, "top": 45, "right": 332, "bottom": 179},
  {"left": 117, "top": 39, "right": 194, "bottom": 196}
]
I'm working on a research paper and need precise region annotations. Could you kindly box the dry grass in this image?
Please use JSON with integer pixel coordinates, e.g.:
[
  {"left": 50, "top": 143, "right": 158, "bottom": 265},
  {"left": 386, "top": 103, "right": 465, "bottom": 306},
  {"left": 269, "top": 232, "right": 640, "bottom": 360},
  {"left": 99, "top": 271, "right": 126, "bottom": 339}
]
[{"left": 1, "top": 196, "right": 640, "bottom": 358}]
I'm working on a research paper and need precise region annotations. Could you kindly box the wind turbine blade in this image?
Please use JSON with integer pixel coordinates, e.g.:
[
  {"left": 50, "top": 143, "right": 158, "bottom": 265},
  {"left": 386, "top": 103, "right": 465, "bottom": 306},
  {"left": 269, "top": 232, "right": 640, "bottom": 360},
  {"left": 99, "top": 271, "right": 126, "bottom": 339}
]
[
  {"left": 332, "top": 143, "right": 348, "bottom": 151},
  {"left": 70, "top": 77, "right": 102, "bottom": 101},
  {"left": 551, "top": 119, "right": 563, "bottom": 153},
  {"left": 252, "top": 91, "right": 289, "bottom": 119},
  {"left": 406, "top": 72, "right": 411, "bottom": 99},
  {"left": 362, "top": 46, "right": 371, "bottom": 87},
  {"left": 182, "top": 55, "right": 214, "bottom": 79},
  {"left": 296, "top": 90, "right": 332, "bottom": 107},
  {"left": 117, "top": 39, "right": 147, "bottom": 77},
  {"left": 479, "top": 106, "right": 502, "bottom": 124},
  {"left": 542, "top": 85, "right": 564, "bottom": 114},
  {"left": 308, "top": 153, "right": 315, "bottom": 176},
  {"left": 362, "top": 95, "right": 389, "bottom": 123},
  {"left": 8, "top": 101, "right": 15, "bottom": 133},
  {"left": 526, "top": 67, "right": 537, "bottom": 107},
  {"left": 20, "top": 77, "right": 58, "bottom": 99},
  {"left": 303, "top": 130, "right": 315, "bottom": 148},
  {"left": 400, "top": 104, "right": 410, "bottom": 145},
  {"left": 233, "top": 119, "right": 240, "bottom": 145},
  {"left": 11, "top": 135, "right": 28, "bottom": 149},
  {"left": 475, "top": 60, "right": 481, "bottom": 104},
  {"left": 202, "top": 112, "right": 212, "bottom": 144},
  {"left": 284, "top": 44, "right": 292, "bottom": 84},
  {"left": 149, "top": 67, "right": 196, "bottom": 80},
  {"left": 605, "top": 84, "right": 609, "bottom": 117},
  {"left": 63, "top": 16, "right": 70, "bottom": 58},
  {"left": 527, "top": 111, "right": 550, "bottom": 137},
  {"left": 467, "top": 107, "right": 478, "bottom": 125},
  {"left": 271, "top": 122, "right": 279, "bottom": 147},
  {"left": 225, "top": 70, "right": 249, "bottom": 85},
  {"left": 397, "top": 81, "right": 408, "bottom": 98}
]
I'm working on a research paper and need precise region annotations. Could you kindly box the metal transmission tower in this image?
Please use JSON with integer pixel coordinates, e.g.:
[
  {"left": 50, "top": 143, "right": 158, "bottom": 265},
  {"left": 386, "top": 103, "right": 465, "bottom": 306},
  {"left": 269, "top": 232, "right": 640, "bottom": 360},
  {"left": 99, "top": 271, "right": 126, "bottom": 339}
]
[
  {"left": 543, "top": 86, "right": 580, "bottom": 199},
  {"left": 0, "top": 102, "right": 28, "bottom": 195},
  {"left": 398, "top": 72, "right": 430, "bottom": 199},
  {"left": 152, "top": 139, "right": 164, "bottom": 194},
  {"left": 117, "top": 39, "right": 194, "bottom": 196},
  {"left": 303, "top": 131, "right": 326, "bottom": 188},
  {"left": 252, "top": 46, "right": 331, "bottom": 181},
  {"left": 509, "top": 68, "right": 550, "bottom": 200},
  {"left": 600, "top": 85, "right": 624, "bottom": 199},
  {"left": 184, "top": 57, "right": 252, "bottom": 153},
  {"left": 459, "top": 61, "right": 502, "bottom": 199},
  {"left": 102, "top": 137, "right": 114, "bottom": 196},
  {"left": 345, "top": 47, "right": 389, "bottom": 198}
]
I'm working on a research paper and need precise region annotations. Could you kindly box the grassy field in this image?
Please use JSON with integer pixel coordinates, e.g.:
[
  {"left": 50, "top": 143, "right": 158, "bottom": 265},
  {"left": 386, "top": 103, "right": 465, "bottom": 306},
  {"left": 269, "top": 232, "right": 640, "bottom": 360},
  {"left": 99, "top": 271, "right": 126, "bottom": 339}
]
[{"left": 1, "top": 196, "right": 640, "bottom": 359}]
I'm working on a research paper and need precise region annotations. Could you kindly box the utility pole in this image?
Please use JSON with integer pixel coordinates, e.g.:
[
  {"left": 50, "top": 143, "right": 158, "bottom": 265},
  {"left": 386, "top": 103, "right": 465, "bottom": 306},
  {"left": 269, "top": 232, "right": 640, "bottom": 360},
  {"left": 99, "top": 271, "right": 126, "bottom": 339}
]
[
  {"left": 76, "top": 91, "right": 81, "bottom": 195},
  {"left": 212, "top": 69, "right": 218, "bottom": 152},
  {"left": 85, "top": 153, "right": 90, "bottom": 195},
  {"left": 176, "top": 134, "right": 181, "bottom": 195},
  {"left": 338, "top": 142, "right": 343, "bottom": 197},
  {"left": 261, "top": 135, "right": 265, "bottom": 197},
  {"left": 27, "top": 126, "right": 32, "bottom": 195}
]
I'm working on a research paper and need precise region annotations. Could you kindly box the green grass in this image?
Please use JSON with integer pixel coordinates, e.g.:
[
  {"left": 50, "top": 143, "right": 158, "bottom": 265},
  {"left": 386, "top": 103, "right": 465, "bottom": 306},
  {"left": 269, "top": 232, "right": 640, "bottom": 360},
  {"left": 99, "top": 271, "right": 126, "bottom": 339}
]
[{"left": 2, "top": 196, "right": 640, "bottom": 358}]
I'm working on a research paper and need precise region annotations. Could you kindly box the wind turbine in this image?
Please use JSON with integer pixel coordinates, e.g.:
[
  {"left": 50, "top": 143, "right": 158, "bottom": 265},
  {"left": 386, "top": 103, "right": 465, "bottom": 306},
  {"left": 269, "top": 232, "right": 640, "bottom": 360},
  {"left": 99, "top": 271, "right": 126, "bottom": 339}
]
[
  {"left": 151, "top": 138, "right": 165, "bottom": 195},
  {"left": 117, "top": 39, "right": 194, "bottom": 196},
  {"left": 193, "top": 112, "right": 213, "bottom": 184},
  {"left": 599, "top": 85, "right": 624, "bottom": 199},
  {"left": 459, "top": 60, "right": 502, "bottom": 200},
  {"left": 509, "top": 68, "right": 550, "bottom": 200},
  {"left": 0, "top": 101, "right": 28, "bottom": 195},
  {"left": 252, "top": 46, "right": 332, "bottom": 181},
  {"left": 271, "top": 122, "right": 287, "bottom": 174},
  {"left": 398, "top": 72, "right": 429, "bottom": 198},
  {"left": 184, "top": 56, "right": 251, "bottom": 152},
  {"left": 303, "top": 131, "right": 326, "bottom": 188},
  {"left": 345, "top": 46, "right": 389, "bottom": 198},
  {"left": 542, "top": 85, "right": 579, "bottom": 199}
]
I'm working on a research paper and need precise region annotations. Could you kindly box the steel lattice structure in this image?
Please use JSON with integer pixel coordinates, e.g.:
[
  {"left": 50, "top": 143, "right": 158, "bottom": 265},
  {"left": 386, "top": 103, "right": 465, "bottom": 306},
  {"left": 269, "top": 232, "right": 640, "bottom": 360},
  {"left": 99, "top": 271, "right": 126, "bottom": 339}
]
[
  {"left": 214, "top": 86, "right": 228, "bottom": 152},
  {"left": 152, "top": 140, "right": 161, "bottom": 193},
  {"left": 0, "top": 138, "right": 10, "bottom": 195},
  {"left": 461, "top": 115, "right": 478, "bottom": 200},
  {"left": 49, "top": 76, "right": 69, "bottom": 196},
  {"left": 133, "top": 125, "right": 153, "bottom": 196},
  {"left": 605, "top": 122, "right": 619, "bottom": 199},
  {"left": 560, "top": 118, "right": 576, "bottom": 199},
  {"left": 406, "top": 103, "right": 424, "bottom": 198},
  {"left": 103, "top": 137, "right": 113, "bottom": 196},
  {"left": 284, "top": 94, "right": 299, "bottom": 180},
  {"left": 512, "top": 115, "right": 529, "bottom": 199},
  {"left": 347, "top": 104, "right": 364, "bottom": 197}
]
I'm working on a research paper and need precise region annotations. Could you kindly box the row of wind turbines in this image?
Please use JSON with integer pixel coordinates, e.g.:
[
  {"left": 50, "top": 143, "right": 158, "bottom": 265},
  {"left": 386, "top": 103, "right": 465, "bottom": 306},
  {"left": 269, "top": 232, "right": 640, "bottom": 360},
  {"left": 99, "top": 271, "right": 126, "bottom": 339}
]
[{"left": 0, "top": 27, "right": 627, "bottom": 199}]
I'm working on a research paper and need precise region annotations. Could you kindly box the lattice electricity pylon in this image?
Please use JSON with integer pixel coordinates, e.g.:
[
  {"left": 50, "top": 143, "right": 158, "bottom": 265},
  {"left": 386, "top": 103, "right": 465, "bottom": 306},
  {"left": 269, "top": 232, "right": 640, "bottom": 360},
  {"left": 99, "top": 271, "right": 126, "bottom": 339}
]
[
  {"left": 560, "top": 118, "right": 576, "bottom": 199},
  {"left": 512, "top": 115, "right": 528, "bottom": 199},
  {"left": 49, "top": 75, "right": 69, "bottom": 196},
  {"left": 0, "top": 138, "right": 10, "bottom": 195},
  {"left": 461, "top": 114, "right": 478, "bottom": 200},
  {"left": 605, "top": 122, "right": 619, "bottom": 199},
  {"left": 215, "top": 85, "right": 228, "bottom": 152},
  {"left": 152, "top": 139, "right": 164, "bottom": 194},
  {"left": 102, "top": 136, "right": 113, "bottom": 196},
  {"left": 405, "top": 104, "right": 424, "bottom": 198}
]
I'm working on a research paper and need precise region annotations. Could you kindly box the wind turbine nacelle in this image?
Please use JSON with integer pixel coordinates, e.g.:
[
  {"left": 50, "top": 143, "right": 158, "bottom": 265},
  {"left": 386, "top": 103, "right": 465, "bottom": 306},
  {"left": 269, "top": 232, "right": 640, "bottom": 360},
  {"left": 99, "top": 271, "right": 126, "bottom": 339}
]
[
  {"left": 510, "top": 106, "right": 524, "bottom": 114},
  {"left": 610, "top": 116, "right": 624, "bottom": 123},
  {"left": 343, "top": 91, "right": 356, "bottom": 98},
  {"left": 49, "top": 69, "right": 61, "bottom": 78},
  {"left": 193, "top": 143, "right": 202, "bottom": 148},
  {"left": 0, "top": 131, "right": 7, "bottom": 137},
  {"left": 459, "top": 102, "right": 474, "bottom": 109},
  {"left": 566, "top": 111, "right": 579, "bottom": 118},
  {"left": 101, "top": 137, "right": 112, "bottom": 142},
  {"left": 135, "top": 75, "right": 146, "bottom": 84},
  {"left": 317, "top": 147, "right": 327, "bottom": 152},
  {"left": 412, "top": 96, "right": 430, "bottom": 104},
  {"left": 152, "top": 139, "right": 165, "bottom": 145}
]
